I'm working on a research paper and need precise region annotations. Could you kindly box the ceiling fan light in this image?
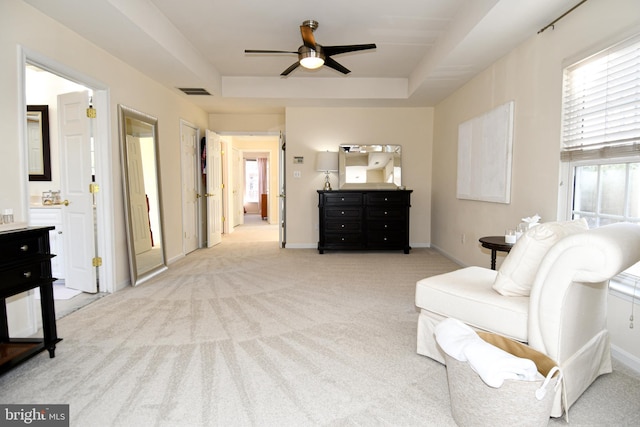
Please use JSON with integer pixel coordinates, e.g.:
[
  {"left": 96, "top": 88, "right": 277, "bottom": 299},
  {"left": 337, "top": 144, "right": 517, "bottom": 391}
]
[
  {"left": 298, "top": 46, "right": 325, "bottom": 69},
  {"left": 300, "top": 55, "right": 324, "bottom": 69}
]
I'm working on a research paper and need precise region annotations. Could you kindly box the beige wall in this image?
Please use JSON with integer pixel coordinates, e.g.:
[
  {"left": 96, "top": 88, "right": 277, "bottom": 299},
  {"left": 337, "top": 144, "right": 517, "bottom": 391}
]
[
  {"left": 431, "top": 0, "right": 640, "bottom": 363},
  {"left": 1, "top": 0, "right": 209, "bottom": 290},
  {"left": 285, "top": 107, "right": 433, "bottom": 248}
]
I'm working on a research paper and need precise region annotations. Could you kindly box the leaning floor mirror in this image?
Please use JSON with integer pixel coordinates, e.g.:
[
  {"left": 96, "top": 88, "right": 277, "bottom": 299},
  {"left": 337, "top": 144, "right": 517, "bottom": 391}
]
[{"left": 118, "top": 105, "right": 167, "bottom": 286}]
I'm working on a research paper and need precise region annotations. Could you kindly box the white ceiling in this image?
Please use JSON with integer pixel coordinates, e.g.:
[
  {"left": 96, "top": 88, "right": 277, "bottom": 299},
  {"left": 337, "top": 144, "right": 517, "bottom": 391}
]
[{"left": 24, "top": 0, "right": 585, "bottom": 114}]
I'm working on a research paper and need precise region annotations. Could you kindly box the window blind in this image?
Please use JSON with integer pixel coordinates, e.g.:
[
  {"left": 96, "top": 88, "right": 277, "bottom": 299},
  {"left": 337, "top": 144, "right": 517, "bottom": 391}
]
[{"left": 561, "top": 34, "right": 640, "bottom": 161}]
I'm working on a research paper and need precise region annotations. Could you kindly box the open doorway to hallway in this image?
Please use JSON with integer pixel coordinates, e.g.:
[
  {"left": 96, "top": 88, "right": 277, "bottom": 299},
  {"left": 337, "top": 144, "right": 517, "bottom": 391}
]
[{"left": 215, "top": 133, "right": 281, "bottom": 244}]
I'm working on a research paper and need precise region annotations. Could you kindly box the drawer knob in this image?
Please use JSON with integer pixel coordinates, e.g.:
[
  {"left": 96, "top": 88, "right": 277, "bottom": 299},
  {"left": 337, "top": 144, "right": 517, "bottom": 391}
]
[
  {"left": 341, "top": 224, "right": 345, "bottom": 228},
  {"left": 341, "top": 197, "right": 345, "bottom": 201},
  {"left": 384, "top": 211, "right": 388, "bottom": 215},
  {"left": 384, "top": 197, "right": 388, "bottom": 201},
  {"left": 384, "top": 237, "right": 388, "bottom": 241},
  {"left": 23, "top": 271, "right": 32, "bottom": 278},
  {"left": 341, "top": 237, "right": 345, "bottom": 241},
  {"left": 341, "top": 211, "right": 345, "bottom": 215},
  {"left": 384, "top": 224, "right": 388, "bottom": 228},
  {"left": 20, "top": 245, "right": 29, "bottom": 252}
]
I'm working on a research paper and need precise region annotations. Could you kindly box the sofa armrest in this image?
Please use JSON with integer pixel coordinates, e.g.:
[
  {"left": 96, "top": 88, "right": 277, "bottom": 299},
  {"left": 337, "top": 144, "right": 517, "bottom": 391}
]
[{"left": 528, "top": 222, "right": 640, "bottom": 361}]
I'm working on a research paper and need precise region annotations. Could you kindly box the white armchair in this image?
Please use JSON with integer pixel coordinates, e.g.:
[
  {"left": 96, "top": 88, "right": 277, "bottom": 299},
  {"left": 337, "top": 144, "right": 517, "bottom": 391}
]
[{"left": 415, "top": 222, "right": 640, "bottom": 417}]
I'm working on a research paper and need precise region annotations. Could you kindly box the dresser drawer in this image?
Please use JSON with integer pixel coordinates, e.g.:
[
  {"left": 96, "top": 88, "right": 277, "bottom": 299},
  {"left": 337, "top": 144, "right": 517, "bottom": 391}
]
[
  {"left": 323, "top": 193, "right": 363, "bottom": 206},
  {"left": 366, "top": 192, "right": 406, "bottom": 205},
  {"left": 367, "top": 232, "right": 405, "bottom": 245},
  {"left": 326, "top": 221, "right": 361, "bottom": 232},
  {"left": 324, "top": 233, "right": 363, "bottom": 244},
  {"left": 366, "top": 207, "right": 405, "bottom": 220},
  {"left": 367, "top": 220, "right": 405, "bottom": 232},
  {"left": 325, "top": 207, "right": 362, "bottom": 219}
]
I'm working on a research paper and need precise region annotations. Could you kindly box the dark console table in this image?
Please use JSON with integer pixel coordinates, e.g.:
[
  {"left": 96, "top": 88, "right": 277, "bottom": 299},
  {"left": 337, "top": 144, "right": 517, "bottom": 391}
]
[
  {"left": 317, "top": 189, "right": 412, "bottom": 254},
  {"left": 0, "top": 226, "right": 60, "bottom": 374}
]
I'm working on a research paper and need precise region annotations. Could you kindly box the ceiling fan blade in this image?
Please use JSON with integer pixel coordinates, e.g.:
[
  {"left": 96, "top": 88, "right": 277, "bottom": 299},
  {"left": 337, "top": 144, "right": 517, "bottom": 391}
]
[
  {"left": 323, "top": 44, "right": 376, "bottom": 56},
  {"left": 245, "top": 49, "right": 297, "bottom": 54},
  {"left": 324, "top": 57, "right": 350, "bottom": 75},
  {"left": 281, "top": 62, "right": 300, "bottom": 76},
  {"left": 300, "top": 25, "right": 317, "bottom": 49}
]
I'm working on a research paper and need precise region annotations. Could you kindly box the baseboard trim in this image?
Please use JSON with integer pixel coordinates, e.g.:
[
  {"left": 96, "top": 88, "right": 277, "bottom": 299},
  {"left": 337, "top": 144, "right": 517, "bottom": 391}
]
[
  {"left": 285, "top": 243, "right": 317, "bottom": 249},
  {"left": 429, "top": 244, "right": 466, "bottom": 267},
  {"left": 612, "top": 344, "right": 640, "bottom": 374}
]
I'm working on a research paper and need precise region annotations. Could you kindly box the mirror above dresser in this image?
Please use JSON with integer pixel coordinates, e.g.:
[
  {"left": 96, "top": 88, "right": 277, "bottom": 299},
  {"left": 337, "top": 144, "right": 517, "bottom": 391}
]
[{"left": 338, "top": 144, "right": 402, "bottom": 189}]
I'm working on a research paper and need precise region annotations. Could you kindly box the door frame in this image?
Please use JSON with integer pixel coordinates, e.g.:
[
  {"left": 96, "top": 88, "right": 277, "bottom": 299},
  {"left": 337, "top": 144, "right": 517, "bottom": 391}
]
[{"left": 19, "top": 46, "right": 116, "bottom": 293}]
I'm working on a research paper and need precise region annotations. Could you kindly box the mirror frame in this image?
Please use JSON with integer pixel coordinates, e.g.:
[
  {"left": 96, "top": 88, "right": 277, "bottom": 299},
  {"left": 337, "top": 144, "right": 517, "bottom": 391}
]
[
  {"left": 118, "top": 104, "right": 167, "bottom": 286},
  {"left": 338, "top": 144, "right": 402, "bottom": 189},
  {"left": 27, "top": 105, "right": 52, "bottom": 181}
]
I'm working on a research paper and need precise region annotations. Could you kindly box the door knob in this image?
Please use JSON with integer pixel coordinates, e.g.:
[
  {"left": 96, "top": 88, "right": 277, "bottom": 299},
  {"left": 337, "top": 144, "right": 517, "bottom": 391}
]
[{"left": 62, "top": 200, "right": 70, "bottom": 206}]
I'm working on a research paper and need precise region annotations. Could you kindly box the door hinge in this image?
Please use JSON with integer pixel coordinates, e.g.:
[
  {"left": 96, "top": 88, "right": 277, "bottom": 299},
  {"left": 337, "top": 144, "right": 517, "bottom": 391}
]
[
  {"left": 222, "top": 216, "right": 226, "bottom": 222},
  {"left": 221, "top": 183, "right": 225, "bottom": 189},
  {"left": 89, "top": 183, "right": 100, "bottom": 194},
  {"left": 86, "top": 106, "right": 97, "bottom": 118},
  {"left": 92, "top": 257, "right": 102, "bottom": 267}
]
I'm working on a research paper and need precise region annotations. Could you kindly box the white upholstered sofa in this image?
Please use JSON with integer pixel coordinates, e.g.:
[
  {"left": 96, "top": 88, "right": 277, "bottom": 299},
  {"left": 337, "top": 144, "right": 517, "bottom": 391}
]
[{"left": 415, "top": 221, "right": 640, "bottom": 417}]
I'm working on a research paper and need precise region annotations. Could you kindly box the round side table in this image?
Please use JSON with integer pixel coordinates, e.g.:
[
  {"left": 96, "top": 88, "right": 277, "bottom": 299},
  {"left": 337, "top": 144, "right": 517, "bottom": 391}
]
[{"left": 479, "top": 236, "right": 513, "bottom": 270}]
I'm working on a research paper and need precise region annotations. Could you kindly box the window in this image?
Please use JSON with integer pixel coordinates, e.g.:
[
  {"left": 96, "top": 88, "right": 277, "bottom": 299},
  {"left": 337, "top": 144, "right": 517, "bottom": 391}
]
[
  {"left": 244, "top": 159, "right": 258, "bottom": 203},
  {"left": 562, "top": 33, "right": 640, "bottom": 299}
]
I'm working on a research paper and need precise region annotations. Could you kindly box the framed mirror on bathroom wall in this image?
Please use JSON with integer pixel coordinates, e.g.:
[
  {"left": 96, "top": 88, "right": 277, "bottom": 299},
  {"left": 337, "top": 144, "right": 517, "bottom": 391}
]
[
  {"left": 118, "top": 104, "right": 167, "bottom": 286},
  {"left": 27, "top": 105, "right": 52, "bottom": 181},
  {"left": 338, "top": 144, "right": 402, "bottom": 189}
]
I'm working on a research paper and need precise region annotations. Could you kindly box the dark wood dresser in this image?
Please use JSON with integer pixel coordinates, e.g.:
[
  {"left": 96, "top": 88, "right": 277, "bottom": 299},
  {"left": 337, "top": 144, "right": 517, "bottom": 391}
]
[
  {"left": 317, "top": 189, "right": 412, "bottom": 254},
  {"left": 0, "top": 226, "right": 60, "bottom": 374}
]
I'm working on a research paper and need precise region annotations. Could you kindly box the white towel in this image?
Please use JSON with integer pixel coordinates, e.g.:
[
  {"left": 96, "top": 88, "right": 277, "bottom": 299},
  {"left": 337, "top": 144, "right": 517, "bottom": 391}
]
[{"left": 435, "top": 318, "right": 542, "bottom": 388}]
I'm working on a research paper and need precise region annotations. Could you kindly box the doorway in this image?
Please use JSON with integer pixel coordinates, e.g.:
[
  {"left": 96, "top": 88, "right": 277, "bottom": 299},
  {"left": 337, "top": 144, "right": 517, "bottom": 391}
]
[
  {"left": 214, "top": 133, "right": 281, "bottom": 244},
  {"left": 21, "top": 50, "right": 115, "bottom": 309}
]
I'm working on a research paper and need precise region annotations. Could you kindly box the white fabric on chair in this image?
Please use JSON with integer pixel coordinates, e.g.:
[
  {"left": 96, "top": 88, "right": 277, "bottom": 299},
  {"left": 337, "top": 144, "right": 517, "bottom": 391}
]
[{"left": 434, "top": 318, "right": 541, "bottom": 388}]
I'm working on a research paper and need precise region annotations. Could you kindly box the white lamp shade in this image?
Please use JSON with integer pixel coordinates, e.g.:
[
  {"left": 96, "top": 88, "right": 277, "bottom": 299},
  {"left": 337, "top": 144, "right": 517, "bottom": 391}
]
[{"left": 315, "top": 151, "right": 338, "bottom": 172}]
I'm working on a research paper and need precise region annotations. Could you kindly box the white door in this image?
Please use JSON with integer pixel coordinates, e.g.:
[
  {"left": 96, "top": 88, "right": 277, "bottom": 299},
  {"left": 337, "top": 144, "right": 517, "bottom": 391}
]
[
  {"left": 205, "top": 130, "right": 222, "bottom": 247},
  {"left": 58, "top": 91, "right": 97, "bottom": 293},
  {"left": 181, "top": 122, "right": 199, "bottom": 254}
]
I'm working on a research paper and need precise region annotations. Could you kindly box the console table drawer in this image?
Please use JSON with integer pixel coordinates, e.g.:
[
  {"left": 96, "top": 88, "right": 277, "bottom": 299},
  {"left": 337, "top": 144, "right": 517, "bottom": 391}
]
[
  {"left": 0, "top": 236, "right": 44, "bottom": 258},
  {"left": 1, "top": 262, "right": 45, "bottom": 289}
]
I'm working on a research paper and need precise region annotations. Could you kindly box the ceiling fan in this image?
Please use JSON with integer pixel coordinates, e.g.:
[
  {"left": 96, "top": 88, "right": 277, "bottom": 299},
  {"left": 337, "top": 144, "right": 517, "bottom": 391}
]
[{"left": 244, "top": 20, "right": 376, "bottom": 76}]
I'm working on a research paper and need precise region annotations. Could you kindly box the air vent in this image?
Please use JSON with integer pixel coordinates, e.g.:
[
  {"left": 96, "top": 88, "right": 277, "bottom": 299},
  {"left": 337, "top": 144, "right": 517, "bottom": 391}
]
[{"left": 177, "top": 87, "right": 211, "bottom": 96}]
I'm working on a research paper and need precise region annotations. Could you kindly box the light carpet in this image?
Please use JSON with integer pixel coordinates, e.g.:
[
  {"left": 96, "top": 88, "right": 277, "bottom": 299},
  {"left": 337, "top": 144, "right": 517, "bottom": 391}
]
[{"left": 1, "top": 224, "right": 639, "bottom": 426}]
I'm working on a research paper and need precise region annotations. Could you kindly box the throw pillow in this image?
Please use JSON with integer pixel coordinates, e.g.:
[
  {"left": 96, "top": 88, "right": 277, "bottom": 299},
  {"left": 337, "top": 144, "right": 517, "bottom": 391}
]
[{"left": 492, "top": 218, "right": 589, "bottom": 296}]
